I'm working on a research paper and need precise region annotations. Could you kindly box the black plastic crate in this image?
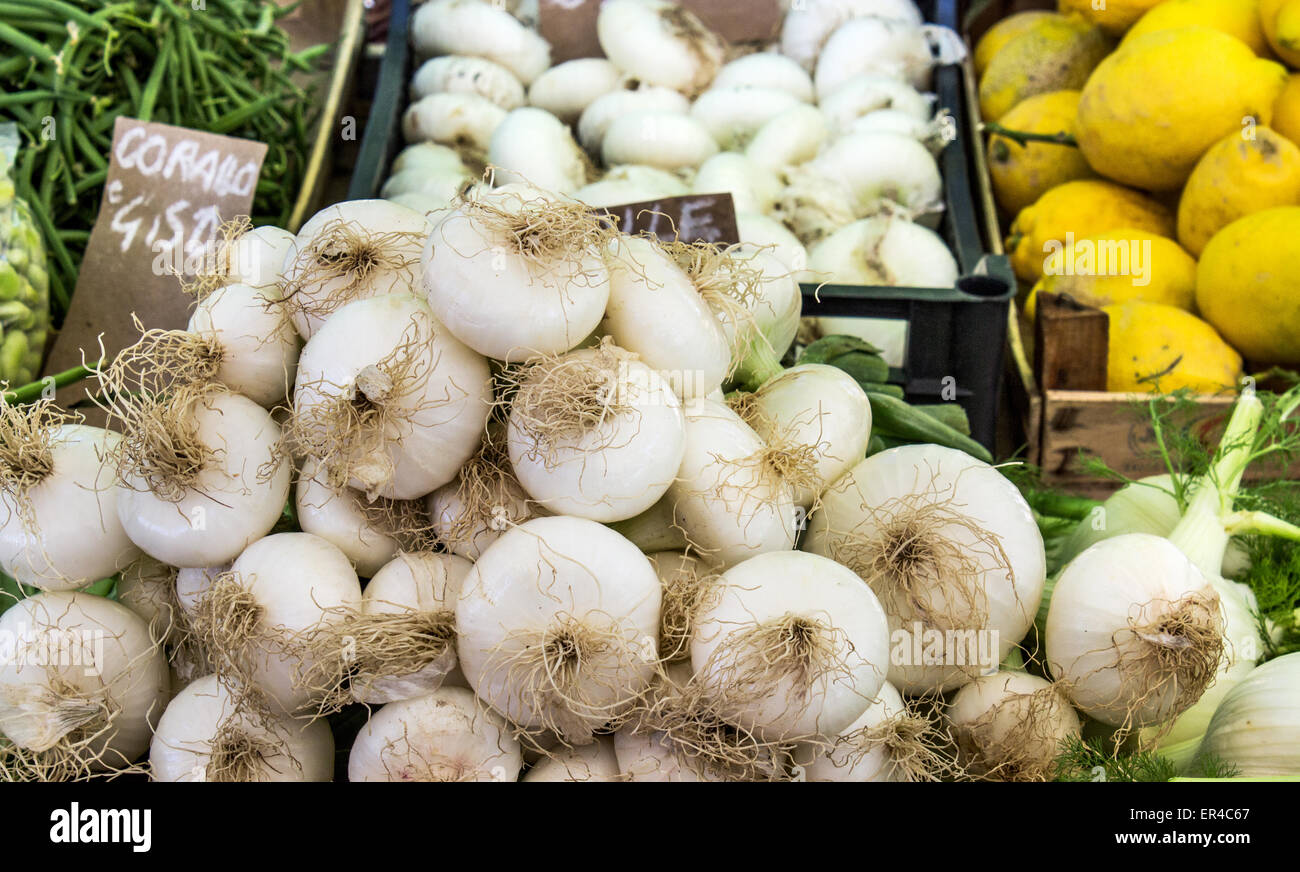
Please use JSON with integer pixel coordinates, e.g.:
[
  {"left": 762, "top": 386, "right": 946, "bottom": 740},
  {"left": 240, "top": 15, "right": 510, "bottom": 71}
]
[{"left": 349, "top": 0, "right": 1014, "bottom": 452}]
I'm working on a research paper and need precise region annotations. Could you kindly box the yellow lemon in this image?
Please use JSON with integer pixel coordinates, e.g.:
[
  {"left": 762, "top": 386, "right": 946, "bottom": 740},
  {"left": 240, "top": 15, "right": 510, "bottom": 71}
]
[
  {"left": 978, "top": 15, "right": 1114, "bottom": 122},
  {"left": 1036, "top": 228, "right": 1197, "bottom": 313},
  {"left": 1261, "top": 0, "right": 1300, "bottom": 67},
  {"left": 1274, "top": 74, "right": 1300, "bottom": 143},
  {"left": 1104, "top": 302, "right": 1242, "bottom": 393},
  {"left": 1076, "top": 28, "right": 1289, "bottom": 191},
  {"left": 1177, "top": 127, "right": 1300, "bottom": 257},
  {"left": 1197, "top": 206, "right": 1300, "bottom": 364},
  {"left": 975, "top": 11, "right": 1059, "bottom": 78},
  {"left": 988, "top": 91, "right": 1095, "bottom": 215},
  {"left": 1123, "top": 0, "right": 1270, "bottom": 56},
  {"left": 1058, "top": 0, "right": 1164, "bottom": 35},
  {"left": 1007, "top": 180, "right": 1175, "bottom": 283}
]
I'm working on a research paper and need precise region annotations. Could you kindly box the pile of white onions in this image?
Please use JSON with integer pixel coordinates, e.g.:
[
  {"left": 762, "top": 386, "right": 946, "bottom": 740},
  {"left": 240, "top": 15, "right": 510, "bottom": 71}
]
[
  {"left": 388, "top": 0, "right": 963, "bottom": 289},
  {"left": 4, "top": 68, "right": 1298, "bottom": 780}
]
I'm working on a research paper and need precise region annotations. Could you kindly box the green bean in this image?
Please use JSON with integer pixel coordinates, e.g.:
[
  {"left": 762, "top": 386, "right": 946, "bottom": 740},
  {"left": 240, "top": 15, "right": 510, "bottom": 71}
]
[
  {"left": 209, "top": 93, "right": 277, "bottom": 134},
  {"left": 0, "top": 22, "right": 59, "bottom": 64},
  {"left": 73, "top": 167, "right": 106, "bottom": 194},
  {"left": 21, "top": 195, "right": 72, "bottom": 312},
  {"left": 135, "top": 30, "right": 172, "bottom": 121}
]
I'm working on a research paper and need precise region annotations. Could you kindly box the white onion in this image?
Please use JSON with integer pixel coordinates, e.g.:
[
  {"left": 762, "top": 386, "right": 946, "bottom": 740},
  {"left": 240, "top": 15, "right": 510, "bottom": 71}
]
[
  {"left": 401, "top": 93, "right": 507, "bottom": 156},
  {"left": 422, "top": 185, "right": 613, "bottom": 362},
  {"left": 348, "top": 686, "right": 523, "bottom": 781},
  {"left": 222, "top": 225, "right": 294, "bottom": 290},
  {"left": 819, "top": 75, "right": 935, "bottom": 135},
  {"left": 192, "top": 532, "right": 362, "bottom": 715},
  {"left": 577, "top": 86, "right": 690, "bottom": 155},
  {"left": 690, "top": 550, "right": 891, "bottom": 740},
  {"left": 596, "top": 0, "right": 724, "bottom": 96},
  {"left": 814, "top": 16, "right": 934, "bottom": 98},
  {"left": 409, "top": 55, "right": 525, "bottom": 109},
  {"left": 281, "top": 200, "right": 433, "bottom": 340},
  {"left": 744, "top": 104, "right": 828, "bottom": 171},
  {"left": 488, "top": 108, "right": 589, "bottom": 195},
  {"left": 947, "top": 671, "right": 1081, "bottom": 781},
  {"left": 712, "top": 53, "right": 814, "bottom": 101},
  {"left": 291, "top": 293, "right": 492, "bottom": 501},
  {"left": 807, "top": 215, "right": 957, "bottom": 287},
  {"left": 0, "top": 592, "right": 168, "bottom": 774},
  {"left": 691, "top": 153, "right": 781, "bottom": 215},
  {"left": 600, "top": 235, "right": 731, "bottom": 401},
  {"left": 346, "top": 551, "right": 471, "bottom": 704},
  {"left": 150, "top": 675, "right": 334, "bottom": 782},
  {"left": 506, "top": 345, "right": 686, "bottom": 523},
  {"left": 0, "top": 420, "right": 140, "bottom": 590},
  {"left": 115, "top": 390, "right": 291, "bottom": 569},
  {"left": 573, "top": 164, "right": 691, "bottom": 208},
  {"left": 804, "top": 445, "right": 1046, "bottom": 693},
  {"left": 1046, "top": 534, "right": 1224, "bottom": 730},
  {"left": 781, "top": 0, "right": 923, "bottom": 71},
  {"left": 456, "top": 516, "right": 661, "bottom": 744},
  {"left": 740, "top": 363, "right": 872, "bottom": 509},
  {"left": 411, "top": 0, "right": 550, "bottom": 84},
  {"left": 601, "top": 113, "right": 719, "bottom": 171},
  {"left": 691, "top": 88, "right": 804, "bottom": 150},
  {"left": 186, "top": 282, "right": 299, "bottom": 407},
  {"left": 528, "top": 59, "right": 626, "bottom": 124},
  {"left": 809, "top": 132, "right": 942, "bottom": 219},
  {"left": 664, "top": 398, "right": 797, "bottom": 568},
  {"left": 293, "top": 456, "right": 401, "bottom": 578},
  {"left": 521, "top": 737, "right": 621, "bottom": 782}
]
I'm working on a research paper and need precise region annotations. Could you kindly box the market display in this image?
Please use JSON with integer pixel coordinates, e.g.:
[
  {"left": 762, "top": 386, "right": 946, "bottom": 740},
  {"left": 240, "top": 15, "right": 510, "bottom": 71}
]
[{"left": 0, "top": 0, "right": 1296, "bottom": 788}]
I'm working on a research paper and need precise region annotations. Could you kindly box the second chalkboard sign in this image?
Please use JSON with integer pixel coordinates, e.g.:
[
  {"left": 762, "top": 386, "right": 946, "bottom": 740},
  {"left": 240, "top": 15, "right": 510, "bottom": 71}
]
[{"left": 599, "top": 193, "right": 740, "bottom": 246}]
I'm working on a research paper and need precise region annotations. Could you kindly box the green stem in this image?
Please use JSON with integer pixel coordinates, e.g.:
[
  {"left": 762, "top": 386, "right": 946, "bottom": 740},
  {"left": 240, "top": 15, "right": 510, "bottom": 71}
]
[
  {"left": 983, "top": 122, "right": 1079, "bottom": 148},
  {"left": 2, "top": 361, "right": 99, "bottom": 405},
  {"left": 1223, "top": 510, "right": 1300, "bottom": 541},
  {"left": 733, "top": 335, "right": 785, "bottom": 394},
  {"left": 1167, "top": 393, "right": 1264, "bottom": 576}
]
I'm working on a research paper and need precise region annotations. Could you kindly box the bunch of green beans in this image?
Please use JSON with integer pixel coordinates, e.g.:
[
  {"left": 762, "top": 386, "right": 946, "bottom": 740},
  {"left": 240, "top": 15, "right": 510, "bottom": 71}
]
[{"left": 0, "top": 0, "right": 329, "bottom": 324}]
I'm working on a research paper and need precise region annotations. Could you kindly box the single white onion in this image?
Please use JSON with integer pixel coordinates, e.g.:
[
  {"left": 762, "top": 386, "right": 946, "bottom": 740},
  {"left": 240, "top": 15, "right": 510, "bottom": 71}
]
[
  {"left": 0, "top": 592, "right": 168, "bottom": 772},
  {"left": 348, "top": 686, "right": 524, "bottom": 781},
  {"left": 0, "top": 422, "right": 140, "bottom": 590},
  {"left": 596, "top": 0, "right": 724, "bottom": 96},
  {"left": 804, "top": 444, "right": 1046, "bottom": 693},
  {"left": 149, "top": 674, "right": 334, "bottom": 782},
  {"left": 690, "top": 550, "right": 891, "bottom": 740},
  {"left": 291, "top": 293, "right": 492, "bottom": 501},
  {"left": 422, "top": 185, "right": 612, "bottom": 362},
  {"left": 456, "top": 516, "right": 661, "bottom": 745},
  {"left": 506, "top": 345, "right": 686, "bottom": 523}
]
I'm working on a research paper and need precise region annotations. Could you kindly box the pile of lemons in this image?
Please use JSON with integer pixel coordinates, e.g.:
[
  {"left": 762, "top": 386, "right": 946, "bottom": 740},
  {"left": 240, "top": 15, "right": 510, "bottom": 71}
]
[{"left": 977, "top": 0, "right": 1300, "bottom": 393}]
